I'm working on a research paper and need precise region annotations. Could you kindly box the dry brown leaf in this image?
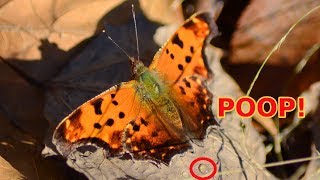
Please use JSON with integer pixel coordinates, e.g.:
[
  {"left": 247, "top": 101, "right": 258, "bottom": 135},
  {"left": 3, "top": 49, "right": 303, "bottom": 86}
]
[
  {"left": 0, "top": 60, "right": 46, "bottom": 138},
  {"left": 0, "top": 109, "right": 85, "bottom": 179},
  {"left": 230, "top": 0, "right": 320, "bottom": 66},
  {"left": 0, "top": 0, "right": 125, "bottom": 60},
  {"left": 285, "top": 49, "right": 320, "bottom": 98},
  {"left": 276, "top": 81, "right": 320, "bottom": 178}
]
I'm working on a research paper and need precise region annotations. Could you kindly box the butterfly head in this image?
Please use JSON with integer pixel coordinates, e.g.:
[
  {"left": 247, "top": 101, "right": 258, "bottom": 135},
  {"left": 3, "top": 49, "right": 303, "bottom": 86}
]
[{"left": 132, "top": 59, "right": 147, "bottom": 78}]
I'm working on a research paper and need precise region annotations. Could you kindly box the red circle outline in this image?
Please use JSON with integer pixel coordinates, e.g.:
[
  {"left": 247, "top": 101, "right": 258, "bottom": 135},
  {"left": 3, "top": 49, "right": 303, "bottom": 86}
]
[{"left": 189, "top": 157, "right": 217, "bottom": 179}]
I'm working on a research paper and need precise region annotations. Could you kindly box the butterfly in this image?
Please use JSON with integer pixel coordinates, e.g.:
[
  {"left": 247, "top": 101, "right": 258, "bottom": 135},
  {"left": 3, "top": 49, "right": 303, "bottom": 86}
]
[{"left": 53, "top": 12, "right": 219, "bottom": 165}]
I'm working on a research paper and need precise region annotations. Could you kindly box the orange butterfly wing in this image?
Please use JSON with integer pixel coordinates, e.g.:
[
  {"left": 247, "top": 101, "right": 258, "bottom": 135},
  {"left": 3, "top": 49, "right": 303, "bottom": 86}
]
[
  {"left": 53, "top": 81, "right": 191, "bottom": 163},
  {"left": 149, "top": 13, "right": 218, "bottom": 84},
  {"left": 53, "top": 81, "right": 140, "bottom": 156},
  {"left": 171, "top": 76, "right": 217, "bottom": 140},
  {"left": 123, "top": 107, "right": 191, "bottom": 163},
  {"left": 150, "top": 13, "right": 219, "bottom": 140}
]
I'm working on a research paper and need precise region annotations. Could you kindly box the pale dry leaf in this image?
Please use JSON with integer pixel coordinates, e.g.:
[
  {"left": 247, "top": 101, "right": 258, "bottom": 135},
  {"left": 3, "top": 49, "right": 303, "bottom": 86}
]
[
  {"left": 51, "top": 0, "right": 125, "bottom": 50},
  {"left": 0, "top": 156, "right": 24, "bottom": 180},
  {"left": 140, "top": 0, "right": 184, "bottom": 24},
  {"left": 0, "top": 0, "right": 125, "bottom": 60},
  {"left": 0, "top": 110, "right": 70, "bottom": 179}
]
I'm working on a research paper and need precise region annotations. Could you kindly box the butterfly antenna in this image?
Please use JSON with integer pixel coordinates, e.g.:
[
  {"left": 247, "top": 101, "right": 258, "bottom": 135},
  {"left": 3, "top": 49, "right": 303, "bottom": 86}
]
[
  {"left": 102, "top": 30, "right": 134, "bottom": 66},
  {"left": 132, "top": 4, "right": 140, "bottom": 61}
]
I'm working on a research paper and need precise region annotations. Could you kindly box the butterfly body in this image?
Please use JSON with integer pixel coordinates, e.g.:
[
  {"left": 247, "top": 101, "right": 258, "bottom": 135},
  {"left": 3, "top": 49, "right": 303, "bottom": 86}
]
[
  {"left": 134, "top": 61, "right": 183, "bottom": 131},
  {"left": 53, "top": 12, "right": 219, "bottom": 164}
]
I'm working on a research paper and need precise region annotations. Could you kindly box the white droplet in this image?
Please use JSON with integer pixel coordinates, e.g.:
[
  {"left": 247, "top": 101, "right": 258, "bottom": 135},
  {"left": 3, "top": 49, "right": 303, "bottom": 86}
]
[{"left": 198, "top": 163, "right": 209, "bottom": 174}]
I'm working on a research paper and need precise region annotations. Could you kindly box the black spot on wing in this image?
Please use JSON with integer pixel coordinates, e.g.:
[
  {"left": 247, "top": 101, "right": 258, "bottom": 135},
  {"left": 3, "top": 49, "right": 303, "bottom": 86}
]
[
  {"left": 111, "top": 94, "right": 115, "bottom": 98},
  {"left": 190, "top": 46, "right": 194, "bottom": 53},
  {"left": 133, "top": 124, "right": 140, "bottom": 131},
  {"left": 130, "top": 122, "right": 140, "bottom": 131},
  {"left": 91, "top": 98, "right": 103, "bottom": 115},
  {"left": 172, "top": 34, "right": 184, "bottom": 49},
  {"left": 179, "top": 86, "right": 186, "bottom": 95},
  {"left": 170, "top": 54, "right": 174, "bottom": 59},
  {"left": 94, "top": 123, "right": 102, "bottom": 129},
  {"left": 69, "top": 109, "right": 82, "bottom": 122},
  {"left": 141, "top": 118, "right": 148, "bottom": 126},
  {"left": 119, "top": 112, "right": 125, "bottom": 119},
  {"left": 178, "top": 64, "right": 183, "bottom": 71},
  {"left": 183, "top": 79, "right": 191, "bottom": 88},
  {"left": 106, "top": 118, "right": 114, "bottom": 126},
  {"left": 185, "top": 56, "right": 191, "bottom": 63},
  {"left": 112, "top": 100, "right": 118, "bottom": 106}
]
